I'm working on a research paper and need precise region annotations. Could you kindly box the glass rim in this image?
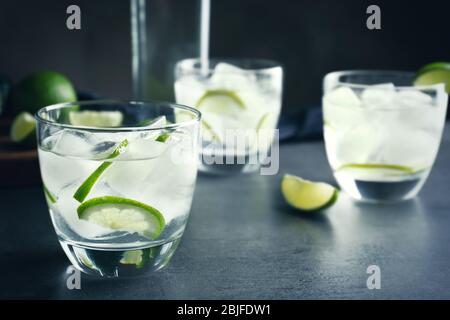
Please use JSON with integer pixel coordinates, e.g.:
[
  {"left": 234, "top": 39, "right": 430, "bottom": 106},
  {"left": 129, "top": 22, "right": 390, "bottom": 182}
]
[
  {"left": 324, "top": 70, "right": 446, "bottom": 91},
  {"left": 35, "top": 99, "right": 201, "bottom": 132},
  {"left": 175, "top": 57, "right": 283, "bottom": 75}
]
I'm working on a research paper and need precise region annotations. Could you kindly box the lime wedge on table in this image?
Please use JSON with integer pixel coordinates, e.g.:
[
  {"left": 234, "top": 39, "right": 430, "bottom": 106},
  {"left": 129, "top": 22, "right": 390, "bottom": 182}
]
[
  {"left": 73, "top": 139, "right": 128, "bottom": 202},
  {"left": 10, "top": 112, "right": 36, "bottom": 144},
  {"left": 281, "top": 174, "right": 339, "bottom": 211},
  {"left": 69, "top": 110, "right": 123, "bottom": 127},
  {"left": 414, "top": 62, "right": 450, "bottom": 92},
  {"left": 77, "top": 196, "right": 165, "bottom": 239}
]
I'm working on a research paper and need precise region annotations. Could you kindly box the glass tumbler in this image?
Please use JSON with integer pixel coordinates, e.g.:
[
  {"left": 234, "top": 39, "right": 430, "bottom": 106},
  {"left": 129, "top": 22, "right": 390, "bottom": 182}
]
[
  {"left": 36, "top": 100, "right": 200, "bottom": 277},
  {"left": 323, "top": 71, "right": 447, "bottom": 202}
]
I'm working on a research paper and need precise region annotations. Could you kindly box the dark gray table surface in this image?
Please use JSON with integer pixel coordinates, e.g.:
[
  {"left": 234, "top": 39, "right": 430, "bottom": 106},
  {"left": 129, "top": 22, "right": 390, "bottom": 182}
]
[{"left": 1, "top": 127, "right": 450, "bottom": 300}]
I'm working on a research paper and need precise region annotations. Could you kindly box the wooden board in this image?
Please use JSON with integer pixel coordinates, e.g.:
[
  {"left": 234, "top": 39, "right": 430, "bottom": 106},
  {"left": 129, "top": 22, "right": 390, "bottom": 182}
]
[{"left": 0, "top": 117, "right": 41, "bottom": 187}]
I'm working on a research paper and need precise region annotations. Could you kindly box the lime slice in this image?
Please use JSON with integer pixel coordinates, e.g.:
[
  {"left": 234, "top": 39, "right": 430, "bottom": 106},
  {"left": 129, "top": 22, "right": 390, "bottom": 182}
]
[
  {"left": 120, "top": 249, "right": 150, "bottom": 268},
  {"left": 77, "top": 196, "right": 165, "bottom": 239},
  {"left": 336, "top": 163, "right": 420, "bottom": 175},
  {"left": 120, "top": 250, "right": 143, "bottom": 265},
  {"left": 69, "top": 110, "right": 123, "bottom": 127},
  {"left": 10, "top": 112, "right": 36, "bottom": 144},
  {"left": 201, "top": 119, "right": 221, "bottom": 142},
  {"left": 196, "top": 89, "right": 246, "bottom": 114},
  {"left": 73, "top": 139, "right": 128, "bottom": 202},
  {"left": 281, "top": 174, "right": 339, "bottom": 211},
  {"left": 43, "top": 184, "right": 57, "bottom": 204},
  {"left": 195, "top": 90, "right": 245, "bottom": 142},
  {"left": 155, "top": 132, "right": 170, "bottom": 143},
  {"left": 255, "top": 113, "right": 271, "bottom": 132},
  {"left": 335, "top": 163, "right": 425, "bottom": 180},
  {"left": 414, "top": 62, "right": 450, "bottom": 92},
  {"left": 80, "top": 254, "right": 95, "bottom": 269}
]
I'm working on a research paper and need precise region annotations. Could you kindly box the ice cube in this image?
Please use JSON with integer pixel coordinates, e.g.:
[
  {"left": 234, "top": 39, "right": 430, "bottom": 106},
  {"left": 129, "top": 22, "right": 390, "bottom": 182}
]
[
  {"left": 174, "top": 76, "right": 208, "bottom": 107},
  {"left": 394, "top": 90, "right": 443, "bottom": 130},
  {"left": 325, "top": 87, "right": 361, "bottom": 107},
  {"left": 380, "top": 127, "right": 439, "bottom": 168},
  {"left": 323, "top": 87, "right": 364, "bottom": 129},
  {"left": 361, "top": 83, "right": 396, "bottom": 108},
  {"left": 52, "top": 129, "right": 95, "bottom": 157},
  {"left": 104, "top": 136, "right": 171, "bottom": 197},
  {"left": 55, "top": 183, "right": 115, "bottom": 239},
  {"left": 137, "top": 141, "right": 197, "bottom": 221},
  {"left": 333, "top": 124, "right": 383, "bottom": 166},
  {"left": 119, "top": 137, "right": 168, "bottom": 160},
  {"left": 210, "top": 62, "right": 257, "bottom": 91},
  {"left": 38, "top": 148, "right": 98, "bottom": 194},
  {"left": 395, "top": 89, "right": 433, "bottom": 107}
]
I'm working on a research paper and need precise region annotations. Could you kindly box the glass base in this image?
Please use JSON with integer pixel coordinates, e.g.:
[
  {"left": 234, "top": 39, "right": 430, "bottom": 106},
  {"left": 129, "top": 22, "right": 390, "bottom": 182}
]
[
  {"left": 334, "top": 171, "right": 428, "bottom": 203},
  {"left": 59, "top": 237, "right": 181, "bottom": 278}
]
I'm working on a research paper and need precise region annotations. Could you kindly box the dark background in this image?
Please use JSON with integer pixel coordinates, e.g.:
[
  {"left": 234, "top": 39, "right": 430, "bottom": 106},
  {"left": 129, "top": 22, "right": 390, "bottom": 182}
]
[{"left": 1, "top": 0, "right": 450, "bottom": 117}]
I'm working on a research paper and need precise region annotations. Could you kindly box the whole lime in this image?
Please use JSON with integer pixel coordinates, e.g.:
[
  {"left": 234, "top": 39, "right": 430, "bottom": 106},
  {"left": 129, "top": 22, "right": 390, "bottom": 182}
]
[{"left": 11, "top": 71, "right": 77, "bottom": 114}]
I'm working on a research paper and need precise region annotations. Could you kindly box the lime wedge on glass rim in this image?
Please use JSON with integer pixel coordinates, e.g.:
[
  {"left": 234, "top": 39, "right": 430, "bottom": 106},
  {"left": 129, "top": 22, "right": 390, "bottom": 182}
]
[
  {"left": 73, "top": 139, "right": 128, "bottom": 202},
  {"left": 10, "top": 111, "right": 36, "bottom": 144},
  {"left": 414, "top": 62, "right": 450, "bottom": 92},
  {"left": 77, "top": 196, "right": 165, "bottom": 240},
  {"left": 281, "top": 174, "right": 339, "bottom": 211}
]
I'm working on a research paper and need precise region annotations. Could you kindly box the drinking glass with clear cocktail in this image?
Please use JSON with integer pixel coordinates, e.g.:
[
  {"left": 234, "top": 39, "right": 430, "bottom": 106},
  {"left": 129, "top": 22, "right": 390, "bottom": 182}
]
[
  {"left": 36, "top": 100, "right": 200, "bottom": 277},
  {"left": 175, "top": 59, "right": 283, "bottom": 175},
  {"left": 323, "top": 71, "right": 447, "bottom": 202}
]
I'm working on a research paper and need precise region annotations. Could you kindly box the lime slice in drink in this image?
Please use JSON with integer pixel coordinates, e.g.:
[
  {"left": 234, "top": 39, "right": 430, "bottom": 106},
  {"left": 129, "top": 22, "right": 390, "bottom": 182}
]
[
  {"left": 120, "top": 250, "right": 143, "bottom": 265},
  {"left": 73, "top": 139, "right": 128, "bottom": 203},
  {"left": 281, "top": 174, "right": 339, "bottom": 211},
  {"left": 10, "top": 112, "right": 36, "bottom": 145},
  {"left": 120, "top": 249, "right": 150, "bottom": 268},
  {"left": 196, "top": 89, "right": 246, "bottom": 113},
  {"left": 201, "top": 119, "right": 221, "bottom": 142},
  {"left": 335, "top": 163, "right": 424, "bottom": 180},
  {"left": 43, "top": 184, "right": 57, "bottom": 204},
  {"left": 195, "top": 90, "right": 245, "bottom": 142},
  {"left": 252, "top": 112, "right": 274, "bottom": 150},
  {"left": 414, "top": 62, "right": 450, "bottom": 92},
  {"left": 69, "top": 110, "right": 123, "bottom": 127},
  {"left": 77, "top": 196, "right": 165, "bottom": 239},
  {"left": 155, "top": 132, "right": 171, "bottom": 143},
  {"left": 255, "top": 113, "right": 271, "bottom": 132}
]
